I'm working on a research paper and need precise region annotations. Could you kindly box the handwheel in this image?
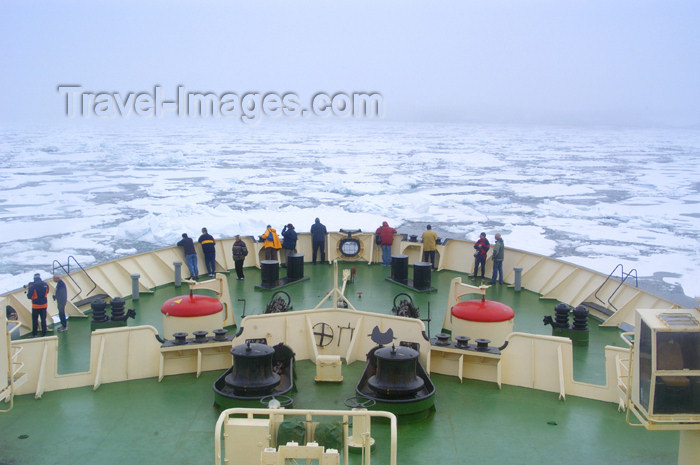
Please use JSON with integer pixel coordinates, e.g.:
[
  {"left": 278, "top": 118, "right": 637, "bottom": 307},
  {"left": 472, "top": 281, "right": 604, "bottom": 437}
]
[
  {"left": 313, "top": 322, "right": 334, "bottom": 347},
  {"left": 344, "top": 396, "right": 376, "bottom": 409},
  {"left": 270, "top": 290, "right": 291, "bottom": 307},
  {"left": 393, "top": 292, "right": 413, "bottom": 308},
  {"left": 260, "top": 395, "right": 293, "bottom": 408}
]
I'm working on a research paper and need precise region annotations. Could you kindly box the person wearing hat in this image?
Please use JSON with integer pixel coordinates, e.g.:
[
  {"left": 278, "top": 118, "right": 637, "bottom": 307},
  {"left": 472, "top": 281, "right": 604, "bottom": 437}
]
[
  {"left": 198, "top": 227, "right": 216, "bottom": 277},
  {"left": 231, "top": 235, "right": 248, "bottom": 280},
  {"left": 259, "top": 225, "right": 282, "bottom": 260},
  {"left": 26, "top": 273, "right": 49, "bottom": 337},
  {"left": 281, "top": 223, "right": 298, "bottom": 267},
  {"left": 473, "top": 232, "right": 490, "bottom": 279}
]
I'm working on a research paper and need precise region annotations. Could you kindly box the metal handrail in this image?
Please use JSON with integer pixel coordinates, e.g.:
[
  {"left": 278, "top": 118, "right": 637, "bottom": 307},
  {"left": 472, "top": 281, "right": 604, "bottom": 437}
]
[
  {"left": 594, "top": 264, "right": 638, "bottom": 312},
  {"left": 215, "top": 407, "right": 398, "bottom": 465},
  {"left": 52, "top": 255, "right": 98, "bottom": 301},
  {"left": 608, "top": 267, "right": 638, "bottom": 312}
]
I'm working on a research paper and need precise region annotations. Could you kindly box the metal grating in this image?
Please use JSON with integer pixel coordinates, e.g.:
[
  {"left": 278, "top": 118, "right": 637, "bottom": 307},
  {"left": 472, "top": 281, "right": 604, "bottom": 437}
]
[{"left": 658, "top": 312, "right": 699, "bottom": 327}]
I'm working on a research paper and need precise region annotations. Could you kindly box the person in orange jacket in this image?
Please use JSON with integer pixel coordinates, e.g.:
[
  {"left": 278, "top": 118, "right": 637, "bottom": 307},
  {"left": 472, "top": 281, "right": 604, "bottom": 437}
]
[
  {"left": 260, "top": 225, "right": 282, "bottom": 260},
  {"left": 26, "top": 273, "right": 49, "bottom": 337}
]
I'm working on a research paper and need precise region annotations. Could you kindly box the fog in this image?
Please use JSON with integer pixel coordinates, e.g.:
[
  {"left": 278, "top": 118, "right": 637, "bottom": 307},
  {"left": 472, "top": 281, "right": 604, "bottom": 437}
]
[{"left": 1, "top": 0, "right": 699, "bottom": 127}]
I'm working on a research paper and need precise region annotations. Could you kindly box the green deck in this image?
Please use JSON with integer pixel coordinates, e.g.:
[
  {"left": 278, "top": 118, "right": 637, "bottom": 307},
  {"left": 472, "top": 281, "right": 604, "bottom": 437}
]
[{"left": 1, "top": 263, "right": 679, "bottom": 464}]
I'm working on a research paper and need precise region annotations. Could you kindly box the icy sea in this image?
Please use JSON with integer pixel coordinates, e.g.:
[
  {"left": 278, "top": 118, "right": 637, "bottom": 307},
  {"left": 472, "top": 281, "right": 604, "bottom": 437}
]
[{"left": 1, "top": 120, "right": 699, "bottom": 305}]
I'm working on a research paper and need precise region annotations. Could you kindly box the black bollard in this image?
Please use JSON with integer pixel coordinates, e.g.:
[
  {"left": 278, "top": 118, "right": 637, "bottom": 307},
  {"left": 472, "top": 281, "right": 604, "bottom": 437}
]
[
  {"left": 286, "top": 254, "right": 304, "bottom": 282},
  {"left": 260, "top": 260, "right": 280, "bottom": 288},
  {"left": 391, "top": 254, "right": 409, "bottom": 285},
  {"left": 413, "top": 262, "right": 432, "bottom": 290}
]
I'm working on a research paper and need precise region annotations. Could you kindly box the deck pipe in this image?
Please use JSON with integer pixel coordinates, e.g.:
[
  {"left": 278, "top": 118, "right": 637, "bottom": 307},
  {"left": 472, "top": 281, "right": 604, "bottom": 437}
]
[
  {"left": 173, "top": 261, "right": 182, "bottom": 286},
  {"left": 131, "top": 274, "right": 140, "bottom": 301},
  {"left": 513, "top": 266, "right": 523, "bottom": 291}
]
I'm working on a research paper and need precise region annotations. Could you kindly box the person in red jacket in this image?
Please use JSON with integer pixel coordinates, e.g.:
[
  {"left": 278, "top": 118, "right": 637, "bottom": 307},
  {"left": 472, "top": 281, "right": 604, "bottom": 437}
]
[
  {"left": 26, "top": 273, "right": 49, "bottom": 337},
  {"left": 376, "top": 221, "right": 397, "bottom": 266},
  {"left": 473, "top": 232, "right": 490, "bottom": 279}
]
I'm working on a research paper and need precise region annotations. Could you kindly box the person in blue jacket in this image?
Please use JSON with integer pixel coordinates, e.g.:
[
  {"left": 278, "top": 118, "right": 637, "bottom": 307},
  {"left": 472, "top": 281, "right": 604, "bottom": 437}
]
[
  {"left": 198, "top": 228, "right": 216, "bottom": 277},
  {"left": 26, "top": 273, "right": 49, "bottom": 337},
  {"left": 177, "top": 233, "right": 199, "bottom": 279},
  {"left": 281, "top": 223, "right": 298, "bottom": 266}
]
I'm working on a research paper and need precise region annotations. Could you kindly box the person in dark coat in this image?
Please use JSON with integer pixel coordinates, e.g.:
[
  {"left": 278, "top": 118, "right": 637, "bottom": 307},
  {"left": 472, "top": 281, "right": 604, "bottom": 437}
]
[
  {"left": 198, "top": 227, "right": 216, "bottom": 277},
  {"left": 26, "top": 273, "right": 49, "bottom": 337},
  {"left": 53, "top": 273, "right": 68, "bottom": 331},
  {"left": 473, "top": 232, "right": 490, "bottom": 279},
  {"left": 177, "top": 233, "right": 199, "bottom": 279},
  {"left": 310, "top": 218, "right": 327, "bottom": 264},
  {"left": 281, "top": 224, "right": 298, "bottom": 266},
  {"left": 231, "top": 235, "right": 248, "bottom": 280},
  {"left": 490, "top": 233, "right": 505, "bottom": 284}
]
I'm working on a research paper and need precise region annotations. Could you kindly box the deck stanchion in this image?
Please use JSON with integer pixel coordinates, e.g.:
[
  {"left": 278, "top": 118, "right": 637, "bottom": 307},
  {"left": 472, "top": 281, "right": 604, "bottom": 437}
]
[
  {"left": 131, "top": 274, "right": 140, "bottom": 301},
  {"left": 173, "top": 261, "right": 182, "bottom": 286},
  {"left": 513, "top": 266, "right": 523, "bottom": 291}
]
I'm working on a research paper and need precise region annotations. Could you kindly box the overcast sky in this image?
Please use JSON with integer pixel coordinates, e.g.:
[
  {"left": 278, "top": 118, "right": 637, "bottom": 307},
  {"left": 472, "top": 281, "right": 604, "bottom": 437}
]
[{"left": 1, "top": 0, "right": 698, "bottom": 127}]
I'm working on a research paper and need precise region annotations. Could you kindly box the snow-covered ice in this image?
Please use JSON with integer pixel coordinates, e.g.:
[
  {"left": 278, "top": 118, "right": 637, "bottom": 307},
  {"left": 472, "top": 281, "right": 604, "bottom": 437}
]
[{"left": 1, "top": 120, "right": 698, "bottom": 304}]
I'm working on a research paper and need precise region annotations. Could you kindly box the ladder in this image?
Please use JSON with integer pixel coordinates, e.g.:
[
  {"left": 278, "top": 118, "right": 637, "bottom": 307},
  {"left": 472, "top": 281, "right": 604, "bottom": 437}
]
[{"left": 1, "top": 320, "right": 28, "bottom": 411}]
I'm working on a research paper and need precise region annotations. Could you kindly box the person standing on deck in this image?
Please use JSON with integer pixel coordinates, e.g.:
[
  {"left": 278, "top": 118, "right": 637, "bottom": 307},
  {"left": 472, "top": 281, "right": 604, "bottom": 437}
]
[
  {"left": 52, "top": 273, "right": 68, "bottom": 332},
  {"left": 376, "top": 221, "right": 397, "bottom": 266},
  {"left": 490, "top": 233, "right": 505, "bottom": 284},
  {"left": 177, "top": 233, "right": 199, "bottom": 279},
  {"left": 231, "top": 235, "right": 248, "bottom": 280},
  {"left": 198, "top": 228, "right": 216, "bottom": 277},
  {"left": 310, "top": 218, "right": 327, "bottom": 264},
  {"left": 26, "top": 273, "right": 49, "bottom": 337},
  {"left": 281, "top": 223, "right": 297, "bottom": 266},
  {"left": 473, "top": 232, "right": 490, "bottom": 279},
  {"left": 259, "top": 225, "right": 282, "bottom": 260},
  {"left": 421, "top": 224, "right": 438, "bottom": 270}
]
